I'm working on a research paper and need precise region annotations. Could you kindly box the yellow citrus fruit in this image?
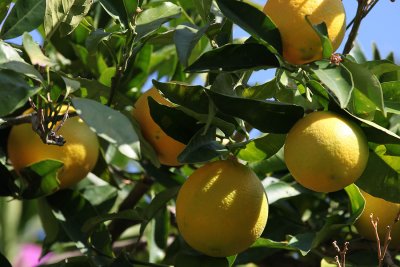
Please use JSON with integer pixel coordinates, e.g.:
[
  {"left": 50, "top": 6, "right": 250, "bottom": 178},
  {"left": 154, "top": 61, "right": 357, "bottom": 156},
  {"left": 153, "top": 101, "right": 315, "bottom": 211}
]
[
  {"left": 176, "top": 160, "right": 269, "bottom": 257},
  {"left": 263, "top": 0, "right": 346, "bottom": 65},
  {"left": 355, "top": 190, "right": 400, "bottom": 247},
  {"left": 7, "top": 106, "right": 99, "bottom": 189},
  {"left": 284, "top": 111, "right": 369, "bottom": 192},
  {"left": 132, "top": 88, "right": 186, "bottom": 166}
]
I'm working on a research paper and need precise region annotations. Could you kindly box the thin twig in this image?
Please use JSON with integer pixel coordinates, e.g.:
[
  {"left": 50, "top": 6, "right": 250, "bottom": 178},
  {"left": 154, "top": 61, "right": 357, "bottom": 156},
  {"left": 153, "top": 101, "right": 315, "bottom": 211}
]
[
  {"left": 333, "top": 241, "right": 349, "bottom": 267},
  {"left": 0, "top": 111, "right": 78, "bottom": 130}
]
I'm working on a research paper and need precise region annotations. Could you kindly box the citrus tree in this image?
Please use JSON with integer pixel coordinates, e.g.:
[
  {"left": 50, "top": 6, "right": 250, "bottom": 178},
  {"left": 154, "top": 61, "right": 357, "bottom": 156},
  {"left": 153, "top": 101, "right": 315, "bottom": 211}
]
[{"left": 0, "top": 0, "right": 400, "bottom": 266}]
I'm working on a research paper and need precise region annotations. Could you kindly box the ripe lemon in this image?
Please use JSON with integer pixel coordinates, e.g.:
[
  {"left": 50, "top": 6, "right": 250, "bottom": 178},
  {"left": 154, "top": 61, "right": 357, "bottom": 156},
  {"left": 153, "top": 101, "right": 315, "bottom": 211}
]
[
  {"left": 355, "top": 190, "right": 400, "bottom": 247},
  {"left": 7, "top": 106, "right": 99, "bottom": 189},
  {"left": 132, "top": 88, "right": 186, "bottom": 166},
  {"left": 176, "top": 160, "right": 269, "bottom": 257},
  {"left": 284, "top": 111, "right": 369, "bottom": 192},
  {"left": 263, "top": 0, "right": 346, "bottom": 65}
]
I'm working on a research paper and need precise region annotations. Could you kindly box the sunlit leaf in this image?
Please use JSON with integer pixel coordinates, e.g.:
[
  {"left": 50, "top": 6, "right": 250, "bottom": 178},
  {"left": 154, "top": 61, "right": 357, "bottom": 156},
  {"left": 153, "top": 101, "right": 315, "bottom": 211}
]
[{"left": 72, "top": 98, "right": 140, "bottom": 160}]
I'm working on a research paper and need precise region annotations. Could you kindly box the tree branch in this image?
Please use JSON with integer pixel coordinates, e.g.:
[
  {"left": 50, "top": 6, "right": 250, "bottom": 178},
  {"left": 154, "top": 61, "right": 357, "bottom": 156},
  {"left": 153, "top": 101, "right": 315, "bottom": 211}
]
[
  {"left": 0, "top": 112, "right": 78, "bottom": 130},
  {"left": 108, "top": 174, "right": 154, "bottom": 242}
]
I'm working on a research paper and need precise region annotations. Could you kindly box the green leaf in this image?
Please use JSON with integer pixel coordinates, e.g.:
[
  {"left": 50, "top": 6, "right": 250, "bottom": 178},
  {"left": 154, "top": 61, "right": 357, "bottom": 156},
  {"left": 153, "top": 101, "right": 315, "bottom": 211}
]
[
  {"left": 345, "top": 184, "right": 365, "bottom": 223},
  {"left": 0, "top": 41, "right": 44, "bottom": 82},
  {"left": 19, "top": 159, "right": 63, "bottom": 199},
  {"left": 186, "top": 43, "right": 279, "bottom": 72},
  {"left": 0, "top": 252, "right": 11, "bottom": 267},
  {"left": 135, "top": 2, "right": 181, "bottom": 40},
  {"left": 0, "top": 69, "right": 40, "bottom": 117},
  {"left": 140, "top": 187, "right": 179, "bottom": 235},
  {"left": 311, "top": 61, "right": 353, "bottom": 108},
  {"left": 22, "top": 32, "right": 55, "bottom": 67},
  {"left": 193, "top": 0, "right": 213, "bottom": 22},
  {"left": 0, "top": 163, "right": 14, "bottom": 196},
  {"left": 154, "top": 205, "right": 169, "bottom": 249},
  {"left": 178, "top": 126, "right": 228, "bottom": 164},
  {"left": 99, "top": 0, "right": 136, "bottom": 28},
  {"left": 0, "top": 1, "right": 12, "bottom": 25},
  {"left": 85, "top": 29, "right": 112, "bottom": 55},
  {"left": 38, "top": 256, "right": 93, "bottom": 267},
  {"left": 356, "top": 145, "right": 400, "bottom": 203},
  {"left": 148, "top": 96, "right": 202, "bottom": 144},
  {"left": 207, "top": 90, "right": 304, "bottom": 134},
  {"left": 72, "top": 98, "right": 140, "bottom": 160},
  {"left": 263, "top": 178, "right": 302, "bottom": 204},
  {"left": 44, "top": 0, "right": 93, "bottom": 38},
  {"left": 236, "top": 134, "right": 286, "bottom": 162},
  {"left": 342, "top": 60, "right": 385, "bottom": 115},
  {"left": 288, "top": 233, "right": 315, "bottom": 256},
  {"left": 0, "top": 0, "right": 45, "bottom": 40},
  {"left": 47, "top": 189, "right": 114, "bottom": 258},
  {"left": 174, "top": 24, "right": 208, "bottom": 67},
  {"left": 82, "top": 210, "right": 143, "bottom": 234},
  {"left": 215, "top": 0, "right": 281, "bottom": 53},
  {"left": 81, "top": 185, "right": 118, "bottom": 213},
  {"left": 175, "top": 252, "right": 229, "bottom": 267},
  {"left": 381, "top": 81, "right": 400, "bottom": 114},
  {"left": 305, "top": 19, "right": 332, "bottom": 59}
]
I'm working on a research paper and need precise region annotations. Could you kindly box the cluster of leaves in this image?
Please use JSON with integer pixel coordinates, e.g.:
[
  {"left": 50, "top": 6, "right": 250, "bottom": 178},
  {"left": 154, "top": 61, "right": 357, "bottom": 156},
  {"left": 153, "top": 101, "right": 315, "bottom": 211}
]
[{"left": 0, "top": 0, "right": 399, "bottom": 266}]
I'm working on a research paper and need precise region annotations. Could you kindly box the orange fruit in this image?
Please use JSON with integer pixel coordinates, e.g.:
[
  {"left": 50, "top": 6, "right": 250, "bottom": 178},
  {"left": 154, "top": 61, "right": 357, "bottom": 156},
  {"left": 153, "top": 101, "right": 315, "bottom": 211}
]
[
  {"left": 284, "top": 111, "right": 369, "bottom": 192},
  {"left": 263, "top": 0, "right": 346, "bottom": 64},
  {"left": 176, "top": 160, "right": 269, "bottom": 257},
  {"left": 355, "top": 190, "right": 400, "bottom": 247},
  {"left": 7, "top": 106, "right": 99, "bottom": 189},
  {"left": 132, "top": 88, "right": 186, "bottom": 166}
]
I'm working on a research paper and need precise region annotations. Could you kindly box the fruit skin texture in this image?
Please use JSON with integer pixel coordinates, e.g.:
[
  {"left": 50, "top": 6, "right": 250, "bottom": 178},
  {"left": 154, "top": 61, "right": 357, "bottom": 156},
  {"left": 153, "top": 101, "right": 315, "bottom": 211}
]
[
  {"left": 263, "top": 0, "right": 346, "bottom": 65},
  {"left": 284, "top": 111, "right": 369, "bottom": 192},
  {"left": 7, "top": 106, "right": 99, "bottom": 189},
  {"left": 355, "top": 190, "right": 400, "bottom": 247},
  {"left": 176, "top": 160, "right": 269, "bottom": 257},
  {"left": 132, "top": 87, "right": 186, "bottom": 166}
]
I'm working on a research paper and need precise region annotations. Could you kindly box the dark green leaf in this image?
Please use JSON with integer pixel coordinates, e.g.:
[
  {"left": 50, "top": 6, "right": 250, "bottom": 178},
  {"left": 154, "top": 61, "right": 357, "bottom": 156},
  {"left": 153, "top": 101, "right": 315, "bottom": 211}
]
[
  {"left": 0, "top": 163, "right": 14, "bottom": 196},
  {"left": 72, "top": 98, "right": 140, "bottom": 160},
  {"left": 140, "top": 187, "right": 179, "bottom": 235},
  {"left": 0, "top": 251, "right": 11, "bottom": 267},
  {"left": 99, "top": 0, "right": 136, "bottom": 28},
  {"left": 23, "top": 33, "right": 55, "bottom": 67},
  {"left": 81, "top": 185, "right": 118, "bottom": 213},
  {"left": 148, "top": 96, "right": 202, "bottom": 144},
  {"left": 236, "top": 134, "right": 286, "bottom": 162},
  {"left": 47, "top": 190, "right": 113, "bottom": 258},
  {"left": 82, "top": 210, "right": 143, "bottom": 234},
  {"left": 19, "top": 159, "right": 63, "bottom": 199},
  {"left": 216, "top": 0, "right": 281, "bottom": 53},
  {"left": 38, "top": 256, "right": 93, "bottom": 267},
  {"left": 349, "top": 43, "right": 367, "bottom": 64},
  {"left": 44, "top": 0, "right": 93, "bottom": 38},
  {"left": 311, "top": 61, "right": 353, "bottom": 108},
  {"left": 0, "top": 1, "right": 12, "bottom": 25},
  {"left": 356, "top": 146, "right": 400, "bottom": 203},
  {"left": 175, "top": 252, "right": 229, "bottom": 267},
  {"left": 187, "top": 43, "right": 279, "bottom": 72},
  {"left": 288, "top": 233, "right": 315, "bottom": 255},
  {"left": 85, "top": 29, "right": 112, "bottom": 55},
  {"left": 239, "top": 79, "right": 278, "bottom": 100},
  {"left": 0, "top": 0, "right": 45, "bottom": 40},
  {"left": 0, "top": 69, "right": 40, "bottom": 117},
  {"left": 135, "top": 2, "right": 181, "bottom": 40},
  {"left": 153, "top": 80, "right": 209, "bottom": 114},
  {"left": 207, "top": 90, "right": 304, "bottom": 133},
  {"left": 154, "top": 204, "right": 170, "bottom": 249},
  {"left": 193, "top": 0, "right": 213, "bottom": 22},
  {"left": 174, "top": 24, "right": 208, "bottom": 67},
  {"left": 178, "top": 126, "right": 228, "bottom": 164}
]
